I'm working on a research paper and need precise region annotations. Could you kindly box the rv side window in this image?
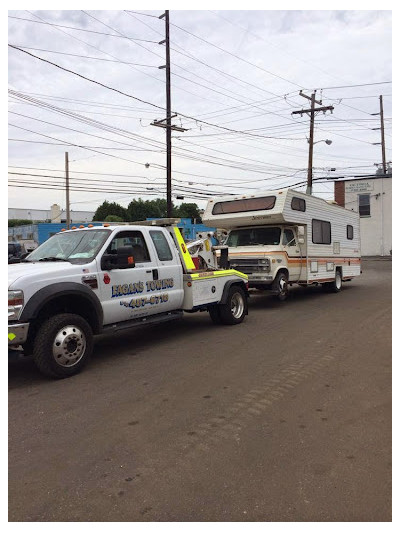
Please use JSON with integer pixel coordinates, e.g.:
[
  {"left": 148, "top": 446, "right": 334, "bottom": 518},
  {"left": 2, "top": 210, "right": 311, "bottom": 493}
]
[
  {"left": 212, "top": 196, "right": 276, "bottom": 215},
  {"left": 312, "top": 219, "right": 331, "bottom": 244},
  {"left": 347, "top": 225, "right": 354, "bottom": 240},
  {"left": 291, "top": 197, "right": 306, "bottom": 212}
]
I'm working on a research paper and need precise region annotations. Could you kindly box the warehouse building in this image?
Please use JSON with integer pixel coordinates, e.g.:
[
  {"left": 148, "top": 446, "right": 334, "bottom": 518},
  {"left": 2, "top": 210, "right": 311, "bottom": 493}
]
[{"left": 334, "top": 173, "right": 392, "bottom": 257}]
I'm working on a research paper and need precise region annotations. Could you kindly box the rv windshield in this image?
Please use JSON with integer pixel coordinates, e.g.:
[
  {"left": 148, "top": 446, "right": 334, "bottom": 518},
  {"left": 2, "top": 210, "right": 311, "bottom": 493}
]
[{"left": 226, "top": 227, "right": 281, "bottom": 247}]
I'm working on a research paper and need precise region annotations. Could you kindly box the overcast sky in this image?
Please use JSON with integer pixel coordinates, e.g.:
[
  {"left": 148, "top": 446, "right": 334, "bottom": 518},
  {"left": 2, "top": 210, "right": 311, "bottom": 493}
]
[{"left": 7, "top": 3, "right": 392, "bottom": 214}]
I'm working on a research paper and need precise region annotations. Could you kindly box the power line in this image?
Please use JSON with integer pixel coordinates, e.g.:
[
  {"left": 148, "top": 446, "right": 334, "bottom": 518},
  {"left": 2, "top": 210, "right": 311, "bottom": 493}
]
[
  {"left": 317, "top": 81, "right": 392, "bottom": 90},
  {"left": 124, "top": 10, "right": 298, "bottom": 104},
  {"left": 9, "top": 45, "right": 159, "bottom": 68},
  {"left": 9, "top": 44, "right": 167, "bottom": 113},
  {"left": 8, "top": 138, "right": 164, "bottom": 151},
  {"left": 9, "top": 46, "right": 300, "bottom": 141},
  {"left": 8, "top": 15, "right": 159, "bottom": 42},
  {"left": 167, "top": 18, "right": 304, "bottom": 90}
]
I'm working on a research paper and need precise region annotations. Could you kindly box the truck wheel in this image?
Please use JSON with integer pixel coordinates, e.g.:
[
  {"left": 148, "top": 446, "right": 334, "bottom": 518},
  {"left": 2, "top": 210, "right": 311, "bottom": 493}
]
[
  {"left": 32, "top": 313, "right": 93, "bottom": 378},
  {"left": 329, "top": 269, "right": 342, "bottom": 293},
  {"left": 218, "top": 285, "right": 247, "bottom": 325},
  {"left": 208, "top": 305, "right": 222, "bottom": 324},
  {"left": 274, "top": 272, "right": 289, "bottom": 301}
]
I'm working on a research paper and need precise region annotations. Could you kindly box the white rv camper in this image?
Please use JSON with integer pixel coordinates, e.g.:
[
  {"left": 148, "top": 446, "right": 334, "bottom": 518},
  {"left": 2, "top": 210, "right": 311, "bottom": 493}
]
[{"left": 202, "top": 188, "right": 361, "bottom": 300}]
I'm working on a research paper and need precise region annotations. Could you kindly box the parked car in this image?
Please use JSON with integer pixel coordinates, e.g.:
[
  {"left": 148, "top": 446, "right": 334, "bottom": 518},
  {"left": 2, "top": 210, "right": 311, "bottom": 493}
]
[{"left": 8, "top": 242, "right": 23, "bottom": 263}]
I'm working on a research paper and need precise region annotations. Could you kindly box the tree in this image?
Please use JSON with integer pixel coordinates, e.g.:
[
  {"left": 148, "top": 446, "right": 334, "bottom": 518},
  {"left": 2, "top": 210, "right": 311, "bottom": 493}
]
[
  {"left": 93, "top": 201, "right": 127, "bottom": 221},
  {"left": 176, "top": 203, "right": 201, "bottom": 220},
  {"left": 8, "top": 219, "right": 36, "bottom": 227},
  {"left": 104, "top": 214, "right": 125, "bottom": 222},
  {"left": 126, "top": 198, "right": 177, "bottom": 221}
]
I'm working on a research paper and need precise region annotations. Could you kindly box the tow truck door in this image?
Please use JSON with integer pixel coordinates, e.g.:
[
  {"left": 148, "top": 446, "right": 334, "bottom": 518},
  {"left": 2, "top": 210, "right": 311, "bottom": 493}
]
[
  {"left": 97, "top": 229, "right": 164, "bottom": 325},
  {"left": 146, "top": 228, "right": 184, "bottom": 311}
]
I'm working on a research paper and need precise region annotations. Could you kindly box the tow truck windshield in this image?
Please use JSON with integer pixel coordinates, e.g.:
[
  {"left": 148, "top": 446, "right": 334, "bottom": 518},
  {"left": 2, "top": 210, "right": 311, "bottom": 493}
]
[
  {"left": 226, "top": 227, "right": 281, "bottom": 247},
  {"left": 25, "top": 229, "right": 110, "bottom": 264}
]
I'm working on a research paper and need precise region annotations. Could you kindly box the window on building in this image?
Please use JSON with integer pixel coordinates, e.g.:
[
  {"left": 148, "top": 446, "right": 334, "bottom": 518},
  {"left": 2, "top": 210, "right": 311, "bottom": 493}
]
[
  {"left": 312, "top": 219, "right": 331, "bottom": 244},
  {"left": 347, "top": 225, "right": 354, "bottom": 240},
  {"left": 291, "top": 197, "right": 306, "bottom": 212},
  {"left": 358, "top": 194, "right": 370, "bottom": 216}
]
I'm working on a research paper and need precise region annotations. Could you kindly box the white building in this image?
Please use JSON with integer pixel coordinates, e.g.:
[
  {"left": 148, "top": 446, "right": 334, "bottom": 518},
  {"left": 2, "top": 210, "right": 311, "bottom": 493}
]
[
  {"left": 8, "top": 204, "right": 94, "bottom": 224},
  {"left": 334, "top": 174, "right": 392, "bottom": 257}
]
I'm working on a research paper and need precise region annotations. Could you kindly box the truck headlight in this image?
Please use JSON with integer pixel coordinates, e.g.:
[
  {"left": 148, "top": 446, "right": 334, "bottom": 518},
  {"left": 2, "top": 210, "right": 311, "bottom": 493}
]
[
  {"left": 258, "top": 258, "right": 270, "bottom": 272},
  {"left": 8, "top": 290, "right": 24, "bottom": 321}
]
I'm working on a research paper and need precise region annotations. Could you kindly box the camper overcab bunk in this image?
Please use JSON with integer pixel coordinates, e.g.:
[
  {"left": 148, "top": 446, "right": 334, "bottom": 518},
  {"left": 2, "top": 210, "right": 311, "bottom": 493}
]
[{"left": 202, "top": 188, "right": 361, "bottom": 301}]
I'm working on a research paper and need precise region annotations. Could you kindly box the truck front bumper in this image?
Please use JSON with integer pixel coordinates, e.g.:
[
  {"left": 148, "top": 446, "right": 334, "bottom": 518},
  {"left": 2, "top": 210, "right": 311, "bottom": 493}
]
[{"left": 8, "top": 322, "right": 29, "bottom": 346}]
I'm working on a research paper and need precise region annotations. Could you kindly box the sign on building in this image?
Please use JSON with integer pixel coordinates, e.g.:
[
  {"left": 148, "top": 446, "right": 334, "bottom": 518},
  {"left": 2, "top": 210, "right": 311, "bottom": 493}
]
[{"left": 345, "top": 181, "right": 374, "bottom": 193}]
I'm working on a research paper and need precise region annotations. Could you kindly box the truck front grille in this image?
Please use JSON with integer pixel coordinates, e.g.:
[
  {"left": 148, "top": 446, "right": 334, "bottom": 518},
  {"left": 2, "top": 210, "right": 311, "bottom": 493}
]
[{"left": 229, "top": 258, "right": 270, "bottom": 274}]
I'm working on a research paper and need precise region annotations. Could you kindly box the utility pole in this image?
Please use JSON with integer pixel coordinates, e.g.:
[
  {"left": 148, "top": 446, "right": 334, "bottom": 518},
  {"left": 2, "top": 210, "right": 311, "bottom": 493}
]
[
  {"left": 292, "top": 91, "right": 334, "bottom": 195},
  {"left": 372, "top": 95, "right": 388, "bottom": 256},
  {"left": 372, "top": 95, "right": 387, "bottom": 174},
  {"left": 379, "top": 95, "right": 387, "bottom": 174},
  {"left": 65, "top": 151, "right": 71, "bottom": 229},
  {"left": 151, "top": 10, "right": 187, "bottom": 217},
  {"left": 372, "top": 95, "right": 388, "bottom": 174}
]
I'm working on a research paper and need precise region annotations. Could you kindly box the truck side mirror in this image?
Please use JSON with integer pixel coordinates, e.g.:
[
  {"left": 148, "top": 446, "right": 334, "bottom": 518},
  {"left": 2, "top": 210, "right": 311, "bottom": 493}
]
[{"left": 101, "top": 245, "right": 135, "bottom": 270}]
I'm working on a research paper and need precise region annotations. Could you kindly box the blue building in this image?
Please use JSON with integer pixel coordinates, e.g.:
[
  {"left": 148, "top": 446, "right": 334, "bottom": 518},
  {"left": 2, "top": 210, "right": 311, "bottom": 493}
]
[
  {"left": 9, "top": 219, "right": 217, "bottom": 247},
  {"left": 147, "top": 218, "right": 217, "bottom": 243},
  {"left": 8, "top": 222, "right": 104, "bottom": 246}
]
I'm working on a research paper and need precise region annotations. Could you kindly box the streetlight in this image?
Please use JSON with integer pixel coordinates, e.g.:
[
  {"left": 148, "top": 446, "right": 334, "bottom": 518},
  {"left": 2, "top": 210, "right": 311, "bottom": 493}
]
[
  {"left": 307, "top": 138, "right": 332, "bottom": 146},
  {"left": 306, "top": 138, "right": 333, "bottom": 194}
]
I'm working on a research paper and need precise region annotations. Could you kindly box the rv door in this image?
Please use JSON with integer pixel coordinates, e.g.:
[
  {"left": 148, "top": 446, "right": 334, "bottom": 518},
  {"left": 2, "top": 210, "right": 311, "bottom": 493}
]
[{"left": 282, "top": 227, "right": 304, "bottom": 282}]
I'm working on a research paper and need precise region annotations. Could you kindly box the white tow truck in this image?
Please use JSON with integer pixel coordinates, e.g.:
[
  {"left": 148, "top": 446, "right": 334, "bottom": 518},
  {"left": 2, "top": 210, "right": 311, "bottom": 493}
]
[{"left": 8, "top": 219, "right": 248, "bottom": 378}]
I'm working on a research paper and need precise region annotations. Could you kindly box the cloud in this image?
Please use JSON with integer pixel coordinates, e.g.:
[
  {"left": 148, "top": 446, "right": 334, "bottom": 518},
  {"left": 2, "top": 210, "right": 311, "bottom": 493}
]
[{"left": 7, "top": 9, "right": 392, "bottom": 212}]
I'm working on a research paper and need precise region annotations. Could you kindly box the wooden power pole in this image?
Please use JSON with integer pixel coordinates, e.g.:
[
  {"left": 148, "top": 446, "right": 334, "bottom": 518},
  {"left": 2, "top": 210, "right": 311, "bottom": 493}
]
[
  {"left": 292, "top": 91, "right": 334, "bottom": 195},
  {"left": 379, "top": 95, "right": 387, "bottom": 174},
  {"left": 372, "top": 95, "right": 387, "bottom": 174},
  {"left": 152, "top": 10, "right": 187, "bottom": 217},
  {"left": 65, "top": 151, "right": 71, "bottom": 229}
]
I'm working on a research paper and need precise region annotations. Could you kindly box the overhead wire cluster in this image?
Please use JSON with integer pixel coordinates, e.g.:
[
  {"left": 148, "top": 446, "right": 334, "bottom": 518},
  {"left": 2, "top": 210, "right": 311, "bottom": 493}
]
[{"left": 8, "top": 9, "right": 392, "bottom": 206}]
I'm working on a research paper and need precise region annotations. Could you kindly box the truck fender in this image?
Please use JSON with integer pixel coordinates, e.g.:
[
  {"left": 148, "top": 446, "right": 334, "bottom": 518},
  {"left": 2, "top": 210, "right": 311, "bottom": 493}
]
[
  {"left": 19, "top": 282, "right": 104, "bottom": 334},
  {"left": 219, "top": 280, "right": 249, "bottom": 312}
]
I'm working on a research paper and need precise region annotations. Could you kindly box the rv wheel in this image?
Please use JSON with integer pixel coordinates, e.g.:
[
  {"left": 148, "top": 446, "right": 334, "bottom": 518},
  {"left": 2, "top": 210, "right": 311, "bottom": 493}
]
[
  {"left": 274, "top": 272, "right": 289, "bottom": 301},
  {"left": 329, "top": 269, "right": 342, "bottom": 293}
]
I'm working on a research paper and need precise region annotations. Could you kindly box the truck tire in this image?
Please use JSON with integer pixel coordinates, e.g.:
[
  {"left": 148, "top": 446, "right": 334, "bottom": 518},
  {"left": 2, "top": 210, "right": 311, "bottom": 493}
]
[
  {"left": 32, "top": 313, "right": 93, "bottom": 379},
  {"left": 218, "top": 285, "right": 247, "bottom": 325},
  {"left": 208, "top": 305, "right": 222, "bottom": 324},
  {"left": 273, "top": 271, "right": 289, "bottom": 301}
]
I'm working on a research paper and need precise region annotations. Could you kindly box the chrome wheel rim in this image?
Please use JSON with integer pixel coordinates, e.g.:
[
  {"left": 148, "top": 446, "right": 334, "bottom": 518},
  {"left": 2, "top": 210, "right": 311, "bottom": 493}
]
[
  {"left": 335, "top": 271, "right": 342, "bottom": 289},
  {"left": 231, "top": 293, "right": 244, "bottom": 319},
  {"left": 52, "top": 325, "right": 86, "bottom": 367}
]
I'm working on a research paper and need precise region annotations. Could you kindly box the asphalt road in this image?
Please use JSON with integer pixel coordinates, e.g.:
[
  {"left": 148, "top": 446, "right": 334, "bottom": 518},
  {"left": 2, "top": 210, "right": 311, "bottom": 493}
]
[{"left": 8, "top": 259, "right": 392, "bottom": 522}]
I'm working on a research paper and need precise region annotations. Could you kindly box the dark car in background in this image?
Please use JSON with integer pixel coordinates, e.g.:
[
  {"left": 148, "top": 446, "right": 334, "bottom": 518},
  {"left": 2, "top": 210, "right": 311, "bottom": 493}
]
[{"left": 8, "top": 242, "right": 23, "bottom": 263}]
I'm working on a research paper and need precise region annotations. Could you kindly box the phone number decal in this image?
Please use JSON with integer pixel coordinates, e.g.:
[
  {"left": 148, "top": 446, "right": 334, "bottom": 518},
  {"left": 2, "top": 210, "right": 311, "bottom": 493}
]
[{"left": 119, "top": 294, "right": 169, "bottom": 308}]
